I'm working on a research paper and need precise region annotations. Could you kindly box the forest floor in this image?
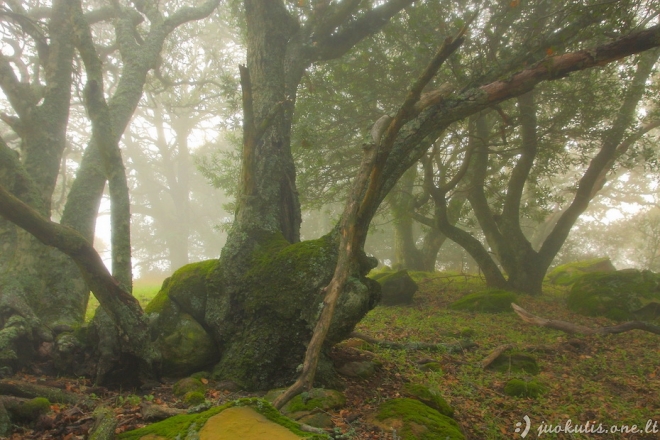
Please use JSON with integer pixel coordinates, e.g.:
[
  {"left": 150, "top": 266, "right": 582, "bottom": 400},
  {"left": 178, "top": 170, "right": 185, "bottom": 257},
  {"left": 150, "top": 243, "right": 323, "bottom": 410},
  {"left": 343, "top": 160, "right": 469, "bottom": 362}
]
[{"left": 5, "top": 273, "right": 660, "bottom": 439}]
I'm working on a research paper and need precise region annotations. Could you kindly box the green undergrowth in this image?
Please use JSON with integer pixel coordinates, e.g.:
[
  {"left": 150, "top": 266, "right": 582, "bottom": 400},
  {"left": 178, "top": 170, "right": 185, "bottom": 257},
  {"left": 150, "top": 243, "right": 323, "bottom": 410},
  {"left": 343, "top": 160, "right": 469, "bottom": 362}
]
[
  {"left": 355, "top": 270, "right": 660, "bottom": 439},
  {"left": 85, "top": 278, "right": 163, "bottom": 321}
]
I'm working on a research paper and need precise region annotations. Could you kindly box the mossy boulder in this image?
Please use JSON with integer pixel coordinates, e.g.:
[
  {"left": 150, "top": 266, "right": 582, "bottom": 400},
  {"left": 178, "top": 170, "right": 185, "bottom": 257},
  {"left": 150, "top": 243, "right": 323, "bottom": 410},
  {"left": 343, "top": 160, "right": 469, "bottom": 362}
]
[
  {"left": 373, "top": 398, "right": 465, "bottom": 440},
  {"left": 265, "top": 388, "right": 345, "bottom": 428},
  {"left": 182, "top": 391, "right": 206, "bottom": 407},
  {"left": 9, "top": 397, "right": 50, "bottom": 423},
  {"left": 336, "top": 360, "right": 377, "bottom": 378},
  {"left": 373, "top": 270, "right": 418, "bottom": 306},
  {"left": 449, "top": 289, "right": 517, "bottom": 313},
  {"left": 118, "top": 398, "right": 330, "bottom": 440},
  {"left": 487, "top": 351, "right": 540, "bottom": 375},
  {"left": 402, "top": 384, "right": 454, "bottom": 417},
  {"left": 173, "top": 377, "right": 206, "bottom": 397},
  {"left": 504, "top": 379, "right": 545, "bottom": 398},
  {"left": 145, "top": 261, "right": 220, "bottom": 377},
  {"left": 149, "top": 231, "right": 379, "bottom": 391},
  {"left": 547, "top": 257, "right": 616, "bottom": 286},
  {"left": 567, "top": 270, "right": 660, "bottom": 321}
]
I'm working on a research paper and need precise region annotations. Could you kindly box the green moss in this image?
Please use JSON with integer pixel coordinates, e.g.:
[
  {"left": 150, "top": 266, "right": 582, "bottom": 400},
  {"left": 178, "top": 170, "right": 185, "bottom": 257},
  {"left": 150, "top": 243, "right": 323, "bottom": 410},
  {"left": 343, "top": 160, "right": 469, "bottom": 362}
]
[
  {"left": 144, "top": 289, "right": 171, "bottom": 315},
  {"left": 402, "top": 384, "right": 454, "bottom": 417},
  {"left": 504, "top": 379, "right": 545, "bottom": 398},
  {"left": 419, "top": 362, "right": 443, "bottom": 373},
  {"left": 377, "top": 398, "right": 464, "bottom": 440},
  {"left": 12, "top": 397, "right": 50, "bottom": 422},
  {"left": 117, "top": 398, "right": 329, "bottom": 440},
  {"left": 172, "top": 378, "right": 205, "bottom": 397},
  {"left": 488, "top": 351, "right": 540, "bottom": 375},
  {"left": 449, "top": 289, "right": 517, "bottom": 313},
  {"left": 547, "top": 258, "right": 615, "bottom": 285},
  {"left": 183, "top": 391, "right": 206, "bottom": 406},
  {"left": 567, "top": 270, "right": 660, "bottom": 321}
]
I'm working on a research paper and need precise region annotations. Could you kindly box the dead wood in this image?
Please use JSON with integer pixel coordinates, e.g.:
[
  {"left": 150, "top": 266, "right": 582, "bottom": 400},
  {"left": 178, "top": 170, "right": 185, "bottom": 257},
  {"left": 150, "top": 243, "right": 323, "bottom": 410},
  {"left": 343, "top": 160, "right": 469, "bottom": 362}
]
[
  {"left": 0, "top": 379, "right": 79, "bottom": 404},
  {"left": 481, "top": 344, "right": 514, "bottom": 369},
  {"left": 512, "top": 303, "right": 660, "bottom": 336}
]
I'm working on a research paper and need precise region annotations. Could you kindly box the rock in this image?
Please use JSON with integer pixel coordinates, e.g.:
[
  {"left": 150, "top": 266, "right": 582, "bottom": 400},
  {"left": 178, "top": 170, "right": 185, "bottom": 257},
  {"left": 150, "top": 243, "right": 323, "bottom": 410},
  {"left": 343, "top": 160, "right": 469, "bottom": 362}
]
[
  {"left": 372, "top": 398, "right": 464, "bottom": 440},
  {"left": 449, "top": 289, "right": 517, "bottom": 313},
  {"left": 145, "top": 264, "right": 219, "bottom": 377},
  {"left": 264, "top": 388, "right": 345, "bottom": 415},
  {"left": 183, "top": 391, "right": 206, "bottom": 407},
  {"left": 547, "top": 257, "right": 616, "bottom": 285},
  {"left": 336, "top": 361, "right": 377, "bottom": 378},
  {"left": 215, "top": 379, "right": 242, "bottom": 392},
  {"left": 8, "top": 397, "right": 50, "bottom": 423},
  {"left": 402, "top": 384, "right": 454, "bottom": 417},
  {"left": 117, "top": 398, "right": 331, "bottom": 439},
  {"left": 567, "top": 270, "right": 660, "bottom": 321},
  {"left": 504, "top": 379, "right": 545, "bottom": 398},
  {"left": 487, "top": 351, "right": 539, "bottom": 375},
  {"left": 374, "top": 270, "right": 418, "bottom": 305},
  {"left": 172, "top": 377, "right": 206, "bottom": 397},
  {"left": 298, "top": 412, "right": 335, "bottom": 429}
]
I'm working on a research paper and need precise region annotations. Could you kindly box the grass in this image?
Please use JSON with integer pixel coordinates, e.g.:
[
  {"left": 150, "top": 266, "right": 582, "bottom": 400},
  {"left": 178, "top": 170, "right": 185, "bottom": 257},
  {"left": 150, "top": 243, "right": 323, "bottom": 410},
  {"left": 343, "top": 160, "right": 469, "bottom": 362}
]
[
  {"left": 351, "top": 273, "right": 660, "bottom": 439},
  {"left": 85, "top": 277, "right": 163, "bottom": 321}
]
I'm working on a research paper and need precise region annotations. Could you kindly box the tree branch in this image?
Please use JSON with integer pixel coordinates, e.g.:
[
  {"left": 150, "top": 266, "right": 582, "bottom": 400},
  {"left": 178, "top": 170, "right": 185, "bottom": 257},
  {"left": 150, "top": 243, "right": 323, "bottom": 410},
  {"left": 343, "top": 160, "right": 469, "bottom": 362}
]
[{"left": 512, "top": 303, "right": 660, "bottom": 336}]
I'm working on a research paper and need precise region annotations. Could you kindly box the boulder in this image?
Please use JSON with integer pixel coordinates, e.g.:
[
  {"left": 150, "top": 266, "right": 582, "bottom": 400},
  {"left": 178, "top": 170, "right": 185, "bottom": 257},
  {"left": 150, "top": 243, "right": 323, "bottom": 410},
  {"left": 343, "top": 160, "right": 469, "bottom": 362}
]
[
  {"left": 504, "top": 379, "right": 545, "bottom": 398},
  {"left": 547, "top": 257, "right": 616, "bottom": 285},
  {"left": 449, "top": 289, "right": 517, "bottom": 313},
  {"left": 172, "top": 377, "right": 206, "bottom": 397},
  {"left": 567, "top": 269, "right": 660, "bottom": 321},
  {"left": 117, "top": 398, "right": 330, "bottom": 440},
  {"left": 336, "top": 360, "right": 377, "bottom": 378},
  {"left": 264, "top": 388, "right": 345, "bottom": 428},
  {"left": 401, "top": 384, "right": 453, "bottom": 417},
  {"left": 486, "top": 351, "right": 539, "bottom": 375},
  {"left": 374, "top": 270, "right": 418, "bottom": 306},
  {"left": 371, "top": 398, "right": 464, "bottom": 440}
]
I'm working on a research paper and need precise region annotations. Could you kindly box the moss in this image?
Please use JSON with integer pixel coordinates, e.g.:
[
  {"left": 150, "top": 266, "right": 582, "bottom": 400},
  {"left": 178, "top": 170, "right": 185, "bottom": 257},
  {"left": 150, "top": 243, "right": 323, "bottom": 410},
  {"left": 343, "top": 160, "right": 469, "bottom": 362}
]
[
  {"left": 449, "top": 289, "right": 517, "bottom": 313},
  {"left": 190, "top": 371, "right": 210, "bottom": 380},
  {"left": 117, "top": 398, "right": 329, "bottom": 440},
  {"left": 419, "top": 362, "right": 443, "bottom": 373},
  {"left": 172, "top": 378, "right": 205, "bottom": 397},
  {"left": 11, "top": 397, "right": 50, "bottom": 422},
  {"left": 279, "top": 389, "right": 345, "bottom": 414},
  {"left": 567, "top": 270, "right": 660, "bottom": 321},
  {"left": 183, "top": 391, "right": 206, "bottom": 407},
  {"left": 402, "top": 384, "right": 454, "bottom": 417},
  {"left": 376, "top": 398, "right": 464, "bottom": 440},
  {"left": 459, "top": 328, "right": 475, "bottom": 338},
  {"left": 547, "top": 257, "right": 615, "bottom": 285},
  {"left": 504, "top": 379, "right": 545, "bottom": 398},
  {"left": 488, "top": 351, "right": 540, "bottom": 375},
  {"left": 375, "top": 270, "right": 418, "bottom": 306}
]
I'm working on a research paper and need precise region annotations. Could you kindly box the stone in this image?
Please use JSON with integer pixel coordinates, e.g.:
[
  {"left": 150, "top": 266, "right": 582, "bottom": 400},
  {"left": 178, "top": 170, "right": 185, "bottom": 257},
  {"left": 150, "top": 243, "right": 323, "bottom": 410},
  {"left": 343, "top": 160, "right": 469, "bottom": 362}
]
[
  {"left": 372, "top": 398, "right": 464, "bottom": 440},
  {"left": 172, "top": 377, "right": 206, "bottom": 397},
  {"left": 336, "top": 361, "right": 376, "bottom": 378},
  {"left": 402, "top": 384, "right": 454, "bottom": 417},
  {"left": 449, "top": 289, "right": 517, "bottom": 313},
  {"left": 487, "top": 351, "right": 540, "bottom": 376},
  {"left": 374, "top": 270, "right": 418, "bottom": 306},
  {"left": 504, "top": 379, "right": 545, "bottom": 398},
  {"left": 547, "top": 257, "right": 616, "bottom": 285}
]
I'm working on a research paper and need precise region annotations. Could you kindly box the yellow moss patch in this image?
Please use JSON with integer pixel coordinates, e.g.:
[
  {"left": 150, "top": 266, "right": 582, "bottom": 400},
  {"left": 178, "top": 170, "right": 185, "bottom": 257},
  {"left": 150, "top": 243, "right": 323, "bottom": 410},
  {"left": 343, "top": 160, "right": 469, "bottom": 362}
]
[{"left": 199, "top": 407, "right": 304, "bottom": 440}]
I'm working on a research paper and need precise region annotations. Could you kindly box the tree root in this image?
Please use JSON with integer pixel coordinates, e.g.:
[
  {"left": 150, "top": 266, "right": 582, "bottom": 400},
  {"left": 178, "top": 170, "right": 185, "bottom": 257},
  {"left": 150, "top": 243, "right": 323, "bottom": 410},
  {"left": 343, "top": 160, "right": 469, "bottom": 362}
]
[
  {"left": 349, "top": 331, "right": 477, "bottom": 353},
  {"left": 512, "top": 303, "right": 660, "bottom": 335}
]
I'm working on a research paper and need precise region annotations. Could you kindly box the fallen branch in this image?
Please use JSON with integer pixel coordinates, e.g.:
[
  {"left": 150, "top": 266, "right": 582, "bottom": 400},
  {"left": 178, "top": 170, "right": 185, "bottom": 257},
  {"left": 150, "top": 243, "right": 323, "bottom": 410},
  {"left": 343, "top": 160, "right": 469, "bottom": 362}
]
[
  {"left": 512, "top": 303, "right": 660, "bottom": 336},
  {"left": 349, "top": 331, "right": 477, "bottom": 353},
  {"left": 481, "top": 344, "right": 514, "bottom": 369},
  {"left": 0, "top": 379, "right": 79, "bottom": 404}
]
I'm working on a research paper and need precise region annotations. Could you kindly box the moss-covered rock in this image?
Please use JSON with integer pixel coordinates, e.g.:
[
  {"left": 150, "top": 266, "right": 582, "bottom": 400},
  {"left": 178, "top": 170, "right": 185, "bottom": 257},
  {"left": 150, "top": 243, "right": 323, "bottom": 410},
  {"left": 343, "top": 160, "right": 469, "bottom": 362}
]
[
  {"left": 419, "top": 362, "right": 442, "bottom": 373},
  {"left": 182, "top": 391, "right": 206, "bottom": 407},
  {"left": 173, "top": 377, "right": 206, "bottom": 397},
  {"left": 146, "top": 261, "right": 220, "bottom": 377},
  {"left": 264, "top": 388, "right": 346, "bottom": 423},
  {"left": 372, "top": 270, "right": 418, "bottom": 306},
  {"left": 402, "top": 384, "right": 454, "bottom": 417},
  {"left": 504, "top": 379, "right": 545, "bottom": 398},
  {"left": 9, "top": 397, "right": 51, "bottom": 423},
  {"left": 118, "top": 398, "right": 330, "bottom": 439},
  {"left": 547, "top": 257, "right": 616, "bottom": 285},
  {"left": 336, "top": 360, "right": 377, "bottom": 378},
  {"left": 487, "top": 351, "right": 540, "bottom": 375},
  {"left": 449, "top": 289, "right": 517, "bottom": 313},
  {"left": 567, "top": 270, "right": 660, "bottom": 321},
  {"left": 373, "top": 398, "right": 464, "bottom": 440}
]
